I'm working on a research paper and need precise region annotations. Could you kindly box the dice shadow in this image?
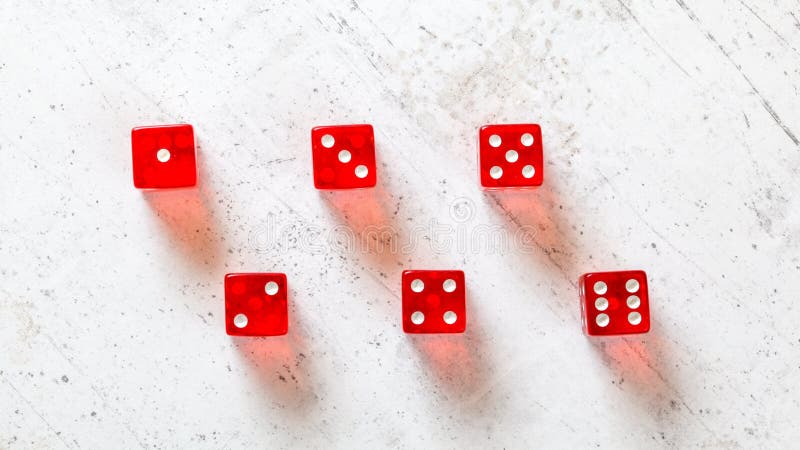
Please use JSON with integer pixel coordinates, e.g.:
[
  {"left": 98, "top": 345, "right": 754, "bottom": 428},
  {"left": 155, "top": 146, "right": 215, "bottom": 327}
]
[
  {"left": 319, "top": 181, "right": 408, "bottom": 272},
  {"left": 142, "top": 143, "right": 224, "bottom": 271},
  {"left": 232, "top": 293, "right": 318, "bottom": 415},
  {"left": 406, "top": 301, "right": 499, "bottom": 415},
  {"left": 482, "top": 177, "right": 579, "bottom": 288},
  {"left": 587, "top": 319, "right": 681, "bottom": 418}
]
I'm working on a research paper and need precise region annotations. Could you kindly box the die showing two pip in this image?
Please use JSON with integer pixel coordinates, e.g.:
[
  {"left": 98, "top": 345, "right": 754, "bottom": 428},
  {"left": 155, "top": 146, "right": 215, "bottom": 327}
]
[{"left": 224, "top": 273, "right": 288, "bottom": 336}]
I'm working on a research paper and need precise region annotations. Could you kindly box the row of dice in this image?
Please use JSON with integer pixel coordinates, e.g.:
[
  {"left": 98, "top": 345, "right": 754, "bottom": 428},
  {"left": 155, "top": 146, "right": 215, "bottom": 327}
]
[
  {"left": 130, "top": 123, "right": 544, "bottom": 189},
  {"left": 131, "top": 123, "right": 650, "bottom": 337},
  {"left": 225, "top": 270, "right": 650, "bottom": 336}
]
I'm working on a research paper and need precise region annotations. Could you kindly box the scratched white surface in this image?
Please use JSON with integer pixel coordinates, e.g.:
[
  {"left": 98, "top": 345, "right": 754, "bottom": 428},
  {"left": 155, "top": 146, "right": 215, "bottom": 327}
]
[{"left": 1, "top": 0, "right": 799, "bottom": 448}]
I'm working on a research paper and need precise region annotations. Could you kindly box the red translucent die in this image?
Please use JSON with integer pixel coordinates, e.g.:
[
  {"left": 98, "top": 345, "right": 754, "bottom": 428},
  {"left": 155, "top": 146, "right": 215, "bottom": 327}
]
[
  {"left": 580, "top": 270, "right": 650, "bottom": 336},
  {"left": 402, "top": 270, "right": 466, "bottom": 334},
  {"left": 479, "top": 124, "right": 543, "bottom": 189},
  {"left": 311, "top": 124, "right": 376, "bottom": 189},
  {"left": 225, "top": 273, "right": 288, "bottom": 336},
  {"left": 131, "top": 124, "right": 197, "bottom": 188}
]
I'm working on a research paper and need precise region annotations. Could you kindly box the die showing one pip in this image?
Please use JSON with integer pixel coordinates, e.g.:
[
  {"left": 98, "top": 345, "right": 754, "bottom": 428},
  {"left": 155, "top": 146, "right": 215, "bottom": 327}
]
[
  {"left": 224, "top": 273, "right": 288, "bottom": 336},
  {"left": 131, "top": 124, "right": 196, "bottom": 188},
  {"left": 478, "top": 124, "right": 543, "bottom": 189},
  {"left": 402, "top": 270, "right": 466, "bottom": 334},
  {"left": 311, "top": 124, "right": 376, "bottom": 189},
  {"left": 580, "top": 270, "right": 650, "bottom": 336}
]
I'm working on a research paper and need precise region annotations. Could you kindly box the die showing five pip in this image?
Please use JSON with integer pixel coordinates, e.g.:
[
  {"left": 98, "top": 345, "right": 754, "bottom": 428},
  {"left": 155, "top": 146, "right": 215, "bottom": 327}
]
[{"left": 478, "top": 123, "right": 543, "bottom": 189}]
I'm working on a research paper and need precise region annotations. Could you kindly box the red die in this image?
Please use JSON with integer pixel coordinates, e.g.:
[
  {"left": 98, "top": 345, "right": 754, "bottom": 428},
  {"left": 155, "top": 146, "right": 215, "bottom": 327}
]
[
  {"left": 402, "top": 270, "right": 466, "bottom": 334},
  {"left": 311, "top": 124, "right": 376, "bottom": 189},
  {"left": 131, "top": 124, "right": 197, "bottom": 189},
  {"left": 478, "top": 124, "right": 543, "bottom": 189},
  {"left": 579, "top": 270, "right": 650, "bottom": 336},
  {"left": 224, "top": 273, "right": 288, "bottom": 336}
]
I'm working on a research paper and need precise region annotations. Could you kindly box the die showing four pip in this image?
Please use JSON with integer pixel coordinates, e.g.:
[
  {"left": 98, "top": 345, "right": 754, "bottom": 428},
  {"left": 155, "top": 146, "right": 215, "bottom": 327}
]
[
  {"left": 402, "top": 270, "right": 466, "bottom": 333},
  {"left": 132, "top": 123, "right": 652, "bottom": 337}
]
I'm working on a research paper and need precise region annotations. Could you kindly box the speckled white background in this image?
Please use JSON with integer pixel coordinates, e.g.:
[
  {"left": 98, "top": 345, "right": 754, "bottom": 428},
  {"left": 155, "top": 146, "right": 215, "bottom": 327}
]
[{"left": 1, "top": 0, "right": 799, "bottom": 448}]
